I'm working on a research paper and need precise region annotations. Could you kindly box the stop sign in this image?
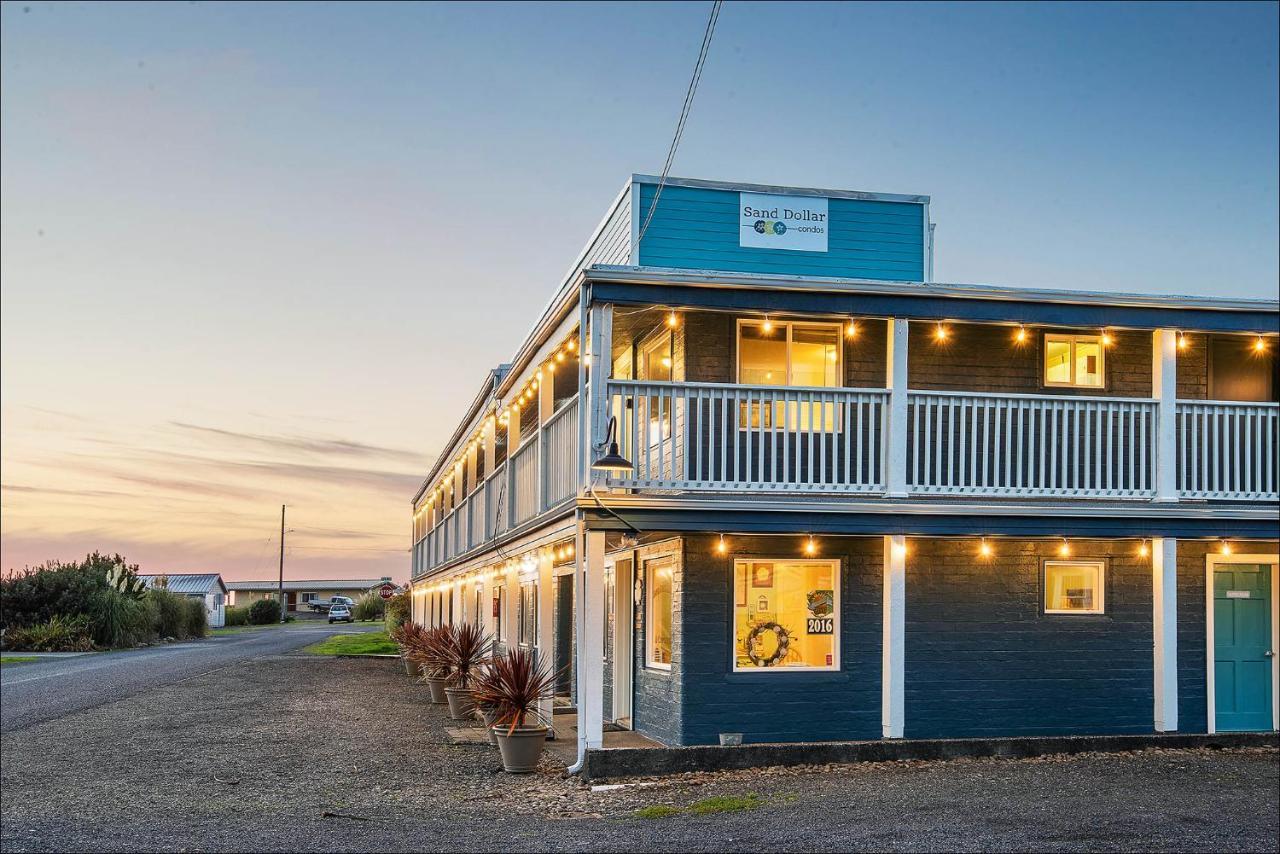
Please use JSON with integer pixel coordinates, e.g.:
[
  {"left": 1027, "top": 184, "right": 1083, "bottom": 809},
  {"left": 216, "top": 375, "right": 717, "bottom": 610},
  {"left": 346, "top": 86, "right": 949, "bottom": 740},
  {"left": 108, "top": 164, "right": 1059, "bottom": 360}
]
[{"left": 378, "top": 584, "right": 395, "bottom": 600}]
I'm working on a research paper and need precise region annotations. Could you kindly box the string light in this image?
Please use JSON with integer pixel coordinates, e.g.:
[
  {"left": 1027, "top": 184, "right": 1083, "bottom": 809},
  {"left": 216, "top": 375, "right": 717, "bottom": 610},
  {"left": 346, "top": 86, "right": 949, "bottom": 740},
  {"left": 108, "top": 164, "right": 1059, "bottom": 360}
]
[
  {"left": 1058, "top": 538, "right": 1071, "bottom": 557},
  {"left": 1220, "top": 540, "right": 1233, "bottom": 556},
  {"left": 979, "top": 538, "right": 993, "bottom": 559},
  {"left": 1177, "top": 332, "right": 1188, "bottom": 351},
  {"left": 667, "top": 311, "right": 679, "bottom": 328},
  {"left": 1255, "top": 336, "right": 1267, "bottom": 353},
  {"left": 846, "top": 321, "right": 858, "bottom": 339},
  {"left": 762, "top": 316, "right": 774, "bottom": 334},
  {"left": 1100, "top": 330, "right": 1114, "bottom": 347},
  {"left": 1015, "top": 325, "right": 1028, "bottom": 344},
  {"left": 566, "top": 339, "right": 576, "bottom": 352},
  {"left": 556, "top": 351, "right": 565, "bottom": 362},
  {"left": 934, "top": 322, "right": 949, "bottom": 342},
  {"left": 1138, "top": 539, "right": 1150, "bottom": 558},
  {"left": 716, "top": 534, "right": 728, "bottom": 555},
  {"left": 803, "top": 535, "right": 818, "bottom": 556}
]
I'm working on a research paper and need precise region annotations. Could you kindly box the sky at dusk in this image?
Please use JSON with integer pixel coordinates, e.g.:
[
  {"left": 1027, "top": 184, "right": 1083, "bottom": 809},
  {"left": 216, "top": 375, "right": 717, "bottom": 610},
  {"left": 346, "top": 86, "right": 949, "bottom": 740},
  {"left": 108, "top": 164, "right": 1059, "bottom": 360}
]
[{"left": 2, "top": 1, "right": 1277, "bottom": 582}]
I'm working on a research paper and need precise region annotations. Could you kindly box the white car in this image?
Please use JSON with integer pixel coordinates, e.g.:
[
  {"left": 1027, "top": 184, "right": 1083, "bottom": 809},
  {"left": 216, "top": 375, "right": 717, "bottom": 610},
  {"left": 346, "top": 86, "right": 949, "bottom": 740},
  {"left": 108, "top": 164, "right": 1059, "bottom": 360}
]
[{"left": 327, "top": 604, "right": 354, "bottom": 624}]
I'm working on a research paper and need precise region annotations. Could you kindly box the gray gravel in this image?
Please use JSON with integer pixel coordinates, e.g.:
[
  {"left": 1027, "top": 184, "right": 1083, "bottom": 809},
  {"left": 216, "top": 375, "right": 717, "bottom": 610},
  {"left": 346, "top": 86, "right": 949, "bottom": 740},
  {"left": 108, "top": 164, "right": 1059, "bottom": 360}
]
[{"left": 2, "top": 653, "right": 1277, "bottom": 853}]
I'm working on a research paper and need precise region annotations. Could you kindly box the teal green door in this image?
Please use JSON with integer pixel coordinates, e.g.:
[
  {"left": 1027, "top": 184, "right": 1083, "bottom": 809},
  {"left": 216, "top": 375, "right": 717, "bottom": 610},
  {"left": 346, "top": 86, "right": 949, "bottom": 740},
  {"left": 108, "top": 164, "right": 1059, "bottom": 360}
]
[{"left": 1214, "top": 564, "right": 1274, "bottom": 732}]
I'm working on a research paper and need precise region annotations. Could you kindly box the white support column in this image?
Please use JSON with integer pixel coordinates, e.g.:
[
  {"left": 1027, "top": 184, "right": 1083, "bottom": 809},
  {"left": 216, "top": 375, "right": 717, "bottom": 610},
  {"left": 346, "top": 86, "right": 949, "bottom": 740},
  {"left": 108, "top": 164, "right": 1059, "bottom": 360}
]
[
  {"left": 585, "top": 303, "right": 613, "bottom": 490},
  {"left": 576, "top": 525, "right": 606, "bottom": 750},
  {"left": 1153, "top": 329, "right": 1178, "bottom": 502},
  {"left": 1152, "top": 536, "right": 1179, "bottom": 732},
  {"left": 882, "top": 534, "right": 906, "bottom": 738},
  {"left": 536, "top": 546, "right": 556, "bottom": 732},
  {"left": 885, "top": 319, "right": 910, "bottom": 497}
]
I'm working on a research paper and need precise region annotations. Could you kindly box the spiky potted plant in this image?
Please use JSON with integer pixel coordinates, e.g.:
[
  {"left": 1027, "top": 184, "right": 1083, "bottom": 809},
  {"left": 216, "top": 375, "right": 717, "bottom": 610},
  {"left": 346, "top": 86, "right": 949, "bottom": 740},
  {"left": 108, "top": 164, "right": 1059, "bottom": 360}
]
[
  {"left": 471, "top": 647, "right": 558, "bottom": 773},
  {"left": 390, "top": 622, "right": 421, "bottom": 677},
  {"left": 443, "top": 623, "right": 490, "bottom": 721},
  {"left": 416, "top": 625, "right": 454, "bottom": 704}
]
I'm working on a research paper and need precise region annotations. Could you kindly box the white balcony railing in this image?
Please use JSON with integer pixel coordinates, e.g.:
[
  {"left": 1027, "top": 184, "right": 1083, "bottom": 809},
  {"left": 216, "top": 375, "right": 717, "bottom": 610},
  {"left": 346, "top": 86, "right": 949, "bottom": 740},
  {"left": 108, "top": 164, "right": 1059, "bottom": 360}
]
[
  {"left": 509, "top": 435, "right": 540, "bottom": 525},
  {"left": 1177, "top": 400, "right": 1279, "bottom": 500},
  {"left": 604, "top": 380, "right": 888, "bottom": 492},
  {"left": 907, "top": 390, "right": 1158, "bottom": 498},
  {"left": 542, "top": 396, "right": 579, "bottom": 507}
]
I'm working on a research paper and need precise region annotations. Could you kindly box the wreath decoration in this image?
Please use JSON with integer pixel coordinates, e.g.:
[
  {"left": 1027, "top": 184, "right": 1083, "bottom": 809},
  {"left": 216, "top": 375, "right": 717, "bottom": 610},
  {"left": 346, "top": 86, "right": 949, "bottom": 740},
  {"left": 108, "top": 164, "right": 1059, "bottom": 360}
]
[{"left": 746, "top": 622, "right": 791, "bottom": 667}]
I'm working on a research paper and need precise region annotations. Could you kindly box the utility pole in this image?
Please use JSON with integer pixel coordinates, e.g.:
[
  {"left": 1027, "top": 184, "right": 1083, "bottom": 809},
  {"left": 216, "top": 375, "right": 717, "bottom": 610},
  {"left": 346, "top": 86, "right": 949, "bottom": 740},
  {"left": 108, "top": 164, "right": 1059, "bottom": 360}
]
[{"left": 278, "top": 504, "right": 286, "bottom": 623}]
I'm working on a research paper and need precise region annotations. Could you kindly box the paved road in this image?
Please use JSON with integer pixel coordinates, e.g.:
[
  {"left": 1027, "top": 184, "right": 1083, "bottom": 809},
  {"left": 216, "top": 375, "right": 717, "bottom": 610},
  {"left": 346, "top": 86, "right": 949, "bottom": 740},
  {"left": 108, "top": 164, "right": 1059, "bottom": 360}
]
[{"left": 0, "top": 621, "right": 382, "bottom": 733}]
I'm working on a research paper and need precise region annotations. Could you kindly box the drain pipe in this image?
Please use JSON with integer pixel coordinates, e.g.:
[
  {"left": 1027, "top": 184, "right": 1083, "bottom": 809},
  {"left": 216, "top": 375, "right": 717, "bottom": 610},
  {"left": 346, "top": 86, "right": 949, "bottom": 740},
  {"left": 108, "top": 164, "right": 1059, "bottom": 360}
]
[{"left": 566, "top": 514, "right": 588, "bottom": 775}]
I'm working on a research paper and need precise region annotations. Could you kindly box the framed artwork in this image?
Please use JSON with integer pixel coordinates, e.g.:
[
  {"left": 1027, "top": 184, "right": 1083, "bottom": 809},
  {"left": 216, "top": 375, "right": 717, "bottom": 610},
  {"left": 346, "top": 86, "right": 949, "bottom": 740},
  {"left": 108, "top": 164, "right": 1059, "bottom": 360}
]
[{"left": 751, "top": 563, "right": 774, "bottom": 588}]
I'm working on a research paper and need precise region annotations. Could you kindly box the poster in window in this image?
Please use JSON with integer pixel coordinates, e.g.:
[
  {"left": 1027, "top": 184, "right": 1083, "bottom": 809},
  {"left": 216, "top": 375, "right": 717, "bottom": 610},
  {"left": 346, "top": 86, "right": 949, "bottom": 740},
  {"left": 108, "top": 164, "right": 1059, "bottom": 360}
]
[
  {"left": 806, "top": 588, "right": 834, "bottom": 634},
  {"left": 751, "top": 564, "right": 774, "bottom": 588}
]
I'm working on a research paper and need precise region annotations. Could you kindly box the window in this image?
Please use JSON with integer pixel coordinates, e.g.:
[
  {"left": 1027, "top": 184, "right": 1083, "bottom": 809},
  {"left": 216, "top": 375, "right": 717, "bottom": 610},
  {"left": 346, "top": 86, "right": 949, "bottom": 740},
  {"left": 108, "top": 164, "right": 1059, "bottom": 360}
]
[
  {"left": 645, "top": 556, "right": 674, "bottom": 669},
  {"left": 475, "top": 586, "right": 484, "bottom": 629},
  {"left": 637, "top": 331, "right": 674, "bottom": 447},
  {"left": 1044, "top": 560, "right": 1105, "bottom": 614},
  {"left": 300, "top": 592, "right": 317, "bottom": 604},
  {"left": 518, "top": 581, "right": 537, "bottom": 647},
  {"left": 733, "top": 560, "right": 838, "bottom": 671},
  {"left": 493, "top": 586, "right": 505, "bottom": 643},
  {"left": 1044, "top": 334, "right": 1104, "bottom": 388},
  {"left": 737, "top": 321, "right": 841, "bottom": 429}
]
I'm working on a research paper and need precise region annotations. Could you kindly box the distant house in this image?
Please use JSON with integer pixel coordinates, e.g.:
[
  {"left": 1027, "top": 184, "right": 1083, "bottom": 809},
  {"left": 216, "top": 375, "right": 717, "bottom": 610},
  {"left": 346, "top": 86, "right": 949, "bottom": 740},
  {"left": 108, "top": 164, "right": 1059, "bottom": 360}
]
[
  {"left": 225, "top": 577, "right": 393, "bottom": 612},
  {"left": 138, "top": 573, "right": 228, "bottom": 628}
]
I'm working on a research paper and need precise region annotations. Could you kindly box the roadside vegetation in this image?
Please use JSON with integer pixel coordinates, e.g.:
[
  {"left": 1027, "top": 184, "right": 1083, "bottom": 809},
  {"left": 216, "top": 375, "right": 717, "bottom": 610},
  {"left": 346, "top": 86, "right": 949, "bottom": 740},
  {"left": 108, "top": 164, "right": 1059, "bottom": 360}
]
[
  {"left": 353, "top": 591, "right": 385, "bottom": 622},
  {"left": 383, "top": 590, "right": 409, "bottom": 631},
  {"left": 1, "top": 553, "right": 207, "bottom": 652},
  {"left": 0, "top": 655, "right": 40, "bottom": 666},
  {"left": 304, "top": 630, "right": 397, "bottom": 656},
  {"left": 633, "top": 794, "right": 762, "bottom": 819}
]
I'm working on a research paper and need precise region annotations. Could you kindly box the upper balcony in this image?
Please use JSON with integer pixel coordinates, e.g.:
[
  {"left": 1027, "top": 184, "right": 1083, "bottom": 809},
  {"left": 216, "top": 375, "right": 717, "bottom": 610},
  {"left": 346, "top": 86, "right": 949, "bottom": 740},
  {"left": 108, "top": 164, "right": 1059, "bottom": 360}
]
[{"left": 598, "top": 308, "right": 1278, "bottom": 503}]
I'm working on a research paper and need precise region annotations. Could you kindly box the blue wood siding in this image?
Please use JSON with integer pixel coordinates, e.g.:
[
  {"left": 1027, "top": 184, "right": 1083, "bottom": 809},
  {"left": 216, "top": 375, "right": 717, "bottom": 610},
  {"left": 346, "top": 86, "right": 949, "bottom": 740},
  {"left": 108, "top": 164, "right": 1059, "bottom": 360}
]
[
  {"left": 904, "top": 540, "right": 1155, "bottom": 739},
  {"left": 635, "top": 183, "right": 924, "bottom": 281}
]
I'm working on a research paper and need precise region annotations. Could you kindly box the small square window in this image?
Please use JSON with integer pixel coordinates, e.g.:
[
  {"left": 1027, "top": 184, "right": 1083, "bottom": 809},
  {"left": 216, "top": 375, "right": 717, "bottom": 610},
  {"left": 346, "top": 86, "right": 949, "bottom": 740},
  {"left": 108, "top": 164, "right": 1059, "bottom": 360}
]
[
  {"left": 1044, "top": 334, "right": 1104, "bottom": 388},
  {"left": 1044, "top": 560, "right": 1105, "bottom": 614}
]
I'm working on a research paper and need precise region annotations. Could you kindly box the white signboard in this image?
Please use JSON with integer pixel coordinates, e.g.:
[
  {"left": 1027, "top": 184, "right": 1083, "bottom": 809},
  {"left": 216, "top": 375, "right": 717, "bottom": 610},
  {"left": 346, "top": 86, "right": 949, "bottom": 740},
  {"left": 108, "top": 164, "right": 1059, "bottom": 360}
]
[
  {"left": 739, "top": 191, "right": 829, "bottom": 252},
  {"left": 1226, "top": 590, "right": 1251, "bottom": 599}
]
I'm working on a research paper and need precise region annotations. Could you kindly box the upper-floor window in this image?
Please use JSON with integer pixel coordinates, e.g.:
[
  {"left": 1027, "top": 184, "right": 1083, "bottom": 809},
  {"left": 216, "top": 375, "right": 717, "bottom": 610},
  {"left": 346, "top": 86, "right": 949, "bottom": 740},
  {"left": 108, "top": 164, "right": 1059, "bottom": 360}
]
[
  {"left": 1044, "top": 334, "right": 1104, "bottom": 389},
  {"left": 737, "top": 320, "right": 841, "bottom": 388}
]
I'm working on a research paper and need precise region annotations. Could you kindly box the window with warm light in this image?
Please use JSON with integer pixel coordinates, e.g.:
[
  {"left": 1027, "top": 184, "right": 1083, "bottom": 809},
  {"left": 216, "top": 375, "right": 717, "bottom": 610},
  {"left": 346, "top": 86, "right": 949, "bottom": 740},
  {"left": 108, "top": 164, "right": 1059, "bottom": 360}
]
[
  {"left": 517, "top": 581, "right": 537, "bottom": 646},
  {"left": 638, "top": 331, "right": 674, "bottom": 447},
  {"left": 1044, "top": 334, "right": 1104, "bottom": 388},
  {"left": 645, "top": 556, "right": 674, "bottom": 669},
  {"left": 1044, "top": 560, "right": 1105, "bottom": 614},
  {"left": 737, "top": 320, "right": 842, "bottom": 429},
  {"left": 733, "top": 560, "right": 838, "bottom": 671}
]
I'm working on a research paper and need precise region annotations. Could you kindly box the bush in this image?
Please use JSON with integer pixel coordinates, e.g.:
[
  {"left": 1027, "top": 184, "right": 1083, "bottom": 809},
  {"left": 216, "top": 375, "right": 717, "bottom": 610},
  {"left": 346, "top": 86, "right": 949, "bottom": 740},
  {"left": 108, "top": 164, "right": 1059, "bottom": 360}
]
[
  {"left": 1, "top": 552, "right": 143, "bottom": 632},
  {"left": 248, "top": 598, "right": 282, "bottom": 625},
  {"left": 184, "top": 598, "right": 208, "bottom": 638},
  {"left": 224, "top": 606, "right": 249, "bottom": 627},
  {"left": 3, "top": 614, "right": 94, "bottom": 652},
  {"left": 93, "top": 588, "right": 151, "bottom": 648},
  {"left": 353, "top": 592, "right": 385, "bottom": 622},
  {"left": 384, "top": 591, "right": 410, "bottom": 631},
  {"left": 148, "top": 588, "right": 189, "bottom": 639}
]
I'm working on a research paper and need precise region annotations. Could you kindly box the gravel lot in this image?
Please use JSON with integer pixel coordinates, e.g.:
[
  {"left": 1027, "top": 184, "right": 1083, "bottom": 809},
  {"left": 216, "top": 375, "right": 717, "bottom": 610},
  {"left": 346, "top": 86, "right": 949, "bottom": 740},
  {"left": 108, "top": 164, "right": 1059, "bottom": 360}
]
[{"left": 2, "top": 653, "right": 1277, "bottom": 853}]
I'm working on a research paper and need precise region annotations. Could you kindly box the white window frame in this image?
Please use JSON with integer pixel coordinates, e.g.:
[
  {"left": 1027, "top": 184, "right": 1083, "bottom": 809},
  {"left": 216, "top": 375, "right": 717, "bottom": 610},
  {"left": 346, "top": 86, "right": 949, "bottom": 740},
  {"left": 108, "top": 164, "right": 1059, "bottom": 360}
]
[
  {"left": 732, "top": 558, "right": 841, "bottom": 673},
  {"left": 1043, "top": 559, "right": 1107, "bottom": 615},
  {"left": 645, "top": 555, "right": 675, "bottom": 671},
  {"left": 493, "top": 586, "right": 505, "bottom": 643},
  {"left": 637, "top": 329, "right": 673, "bottom": 382},
  {"left": 518, "top": 581, "right": 537, "bottom": 648},
  {"left": 1043, "top": 333, "right": 1105, "bottom": 389}
]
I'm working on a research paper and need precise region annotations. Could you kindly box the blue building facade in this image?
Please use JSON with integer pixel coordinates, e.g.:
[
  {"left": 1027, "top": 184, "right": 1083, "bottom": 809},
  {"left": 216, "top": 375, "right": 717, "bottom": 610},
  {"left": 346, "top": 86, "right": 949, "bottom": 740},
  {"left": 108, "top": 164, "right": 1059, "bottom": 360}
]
[{"left": 408, "top": 175, "right": 1280, "bottom": 756}]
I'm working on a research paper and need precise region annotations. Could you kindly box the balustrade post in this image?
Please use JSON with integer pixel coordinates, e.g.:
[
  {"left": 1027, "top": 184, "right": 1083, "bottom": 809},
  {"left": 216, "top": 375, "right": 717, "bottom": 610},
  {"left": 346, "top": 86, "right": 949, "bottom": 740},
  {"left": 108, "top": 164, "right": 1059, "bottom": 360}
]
[
  {"left": 885, "top": 318, "right": 910, "bottom": 497},
  {"left": 1153, "top": 329, "right": 1178, "bottom": 502}
]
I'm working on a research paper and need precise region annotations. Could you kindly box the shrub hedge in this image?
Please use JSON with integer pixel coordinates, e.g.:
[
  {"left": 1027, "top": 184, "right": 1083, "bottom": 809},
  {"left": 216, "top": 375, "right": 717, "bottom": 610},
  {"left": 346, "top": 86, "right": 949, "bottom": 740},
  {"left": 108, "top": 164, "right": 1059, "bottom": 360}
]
[
  {"left": 248, "top": 598, "right": 282, "bottom": 625},
  {"left": 224, "top": 605, "right": 249, "bottom": 627}
]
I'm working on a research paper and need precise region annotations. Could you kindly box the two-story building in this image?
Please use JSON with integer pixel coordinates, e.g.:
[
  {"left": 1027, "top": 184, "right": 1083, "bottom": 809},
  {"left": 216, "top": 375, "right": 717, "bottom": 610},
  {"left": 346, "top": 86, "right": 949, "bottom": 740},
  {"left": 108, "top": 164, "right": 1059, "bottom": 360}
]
[{"left": 408, "top": 175, "right": 1279, "bottom": 768}]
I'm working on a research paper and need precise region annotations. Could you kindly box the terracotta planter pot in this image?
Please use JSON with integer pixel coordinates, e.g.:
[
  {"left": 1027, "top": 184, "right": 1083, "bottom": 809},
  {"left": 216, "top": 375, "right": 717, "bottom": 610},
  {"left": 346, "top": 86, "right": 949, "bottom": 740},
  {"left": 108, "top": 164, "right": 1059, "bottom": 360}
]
[
  {"left": 493, "top": 725, "right": 547, "bottom": 773},
  {"left": 425, "top": 676, "right": 448, "bottom": 704},
  {"left": 444, "top": 686, "right": 476, "bottom": 720},
  {"left": 402, "top": 656, "right": 418, "bottom": 677}
]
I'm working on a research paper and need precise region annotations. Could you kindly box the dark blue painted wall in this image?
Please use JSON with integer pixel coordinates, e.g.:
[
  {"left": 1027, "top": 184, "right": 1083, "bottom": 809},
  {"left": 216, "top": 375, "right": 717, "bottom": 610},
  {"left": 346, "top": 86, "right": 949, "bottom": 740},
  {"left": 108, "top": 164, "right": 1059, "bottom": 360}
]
[
  {"left": 632, "top": 545, "right": 682, "bottom": 745},
  {"left": 636, "top": 184, "right": 926, "bottom": 282},
  {"left": 904, "top": 539, "right": 1155, "bottom": 738}
]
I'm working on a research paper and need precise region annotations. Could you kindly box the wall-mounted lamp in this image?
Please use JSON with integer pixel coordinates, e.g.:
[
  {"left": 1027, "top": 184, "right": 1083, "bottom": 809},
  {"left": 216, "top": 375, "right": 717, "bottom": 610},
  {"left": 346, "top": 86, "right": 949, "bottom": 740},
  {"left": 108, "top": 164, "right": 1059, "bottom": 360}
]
[{"left": 591, "top": 415, "right": 634, "bottom": 472}]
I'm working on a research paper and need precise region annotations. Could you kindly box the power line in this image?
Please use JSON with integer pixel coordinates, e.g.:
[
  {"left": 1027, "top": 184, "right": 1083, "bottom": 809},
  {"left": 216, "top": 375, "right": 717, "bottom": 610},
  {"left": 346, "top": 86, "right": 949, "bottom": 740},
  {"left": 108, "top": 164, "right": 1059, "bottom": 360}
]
[{"left": 635, "top": 0, "right": 723, "bottom": 246}]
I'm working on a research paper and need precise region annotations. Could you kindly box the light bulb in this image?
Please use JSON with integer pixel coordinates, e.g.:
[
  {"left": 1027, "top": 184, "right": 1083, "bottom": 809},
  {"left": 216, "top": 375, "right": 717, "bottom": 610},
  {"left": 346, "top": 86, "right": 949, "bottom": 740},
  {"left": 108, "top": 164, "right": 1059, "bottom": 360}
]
[
  {"left": 1255, "top": 336, "right": 1267, "bottom": 353},
  {"left": 804, "top": 536, "right": 817, "bottom": 556},
  {"left": 1015, "top": 326, "right": 1027, "bottom": 344},
  {"left": 762, "top": 317, "right": 773, "bottom": 334},
  {"left": 846, "top": 321, "right": 857, "bottom": 339},
  {"left": 1058, "top": 538, "right": 1071, "bottom": 557},
  {"left": 1138, "top": 540, "right": 1150, "bottom": 558},
  {"left": 667, "top": 311, "right": 678, "bottom": 328},
  {"left": 566, "top": 339, "right": 576, "bottom": 351},
  {"left": 935, "top": 323, "right": 949, "bottom": 341},
  {"left": 716, "top": 535, "right": 727, "bottom": 555},
  {"left": 556, "top": 351, "right": 565, "bottom": 362},
  {"left": 1221, "top": 541, "right": 1233, "bottom": 556},
  {"left": 1101, "top": 331, "right": 1114, "bottom": 347},
  {"left": 1177, "top": 333, "right": 1188, "bottom": 351},
  {"left": 979, "top": 538, "right": 993, "bottom": 559}
]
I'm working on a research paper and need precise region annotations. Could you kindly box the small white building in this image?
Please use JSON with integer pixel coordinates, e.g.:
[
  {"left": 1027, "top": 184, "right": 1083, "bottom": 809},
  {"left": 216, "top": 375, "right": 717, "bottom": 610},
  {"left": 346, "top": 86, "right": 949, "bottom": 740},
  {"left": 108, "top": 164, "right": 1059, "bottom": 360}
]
[{"left": 139, "top": 573, "right": 228, "bottom": 628}]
